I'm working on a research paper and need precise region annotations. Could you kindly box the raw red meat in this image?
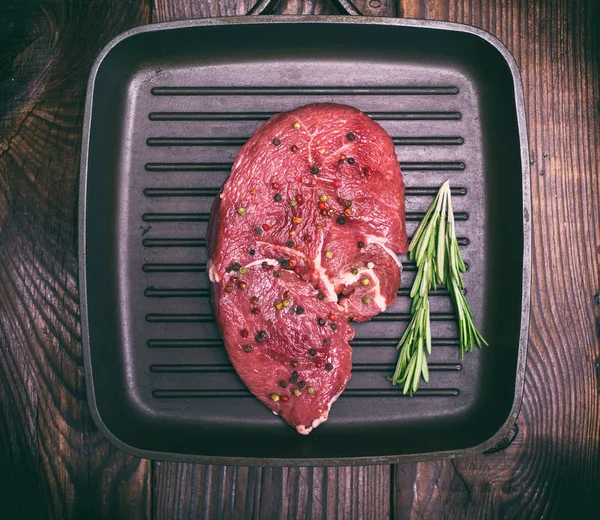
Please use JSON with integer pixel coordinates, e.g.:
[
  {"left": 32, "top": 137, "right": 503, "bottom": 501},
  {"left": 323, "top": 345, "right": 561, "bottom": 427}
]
[{"left": 208, "top": 103, "right": 407, "bottom": 434}]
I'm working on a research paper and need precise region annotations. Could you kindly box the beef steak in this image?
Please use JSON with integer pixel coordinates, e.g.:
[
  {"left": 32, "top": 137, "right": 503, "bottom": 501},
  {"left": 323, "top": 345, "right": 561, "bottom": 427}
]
[{"left": 208, "top": 103, "right": 408, "bottom": 434}]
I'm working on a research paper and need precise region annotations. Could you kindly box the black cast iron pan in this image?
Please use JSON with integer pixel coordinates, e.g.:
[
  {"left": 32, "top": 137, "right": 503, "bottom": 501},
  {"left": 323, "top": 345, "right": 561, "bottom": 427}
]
[{"left": 79, "top": 0, "right": 531, "bottom": 465}]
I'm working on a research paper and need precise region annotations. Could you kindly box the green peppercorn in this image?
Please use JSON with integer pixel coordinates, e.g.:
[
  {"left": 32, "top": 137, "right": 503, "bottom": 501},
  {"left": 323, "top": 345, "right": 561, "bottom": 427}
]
[
  {"left": 237, "top": 207, "right": 247, "bottom": 216},
  {"left": 307, "top": 387, "right": 315, "bottom": 394}
]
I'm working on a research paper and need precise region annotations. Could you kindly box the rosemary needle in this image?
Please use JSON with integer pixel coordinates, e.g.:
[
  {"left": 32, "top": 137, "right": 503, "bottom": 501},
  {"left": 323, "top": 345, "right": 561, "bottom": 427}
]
[{"left": 391, "top": 181, "right": 488, "bottom": 394}]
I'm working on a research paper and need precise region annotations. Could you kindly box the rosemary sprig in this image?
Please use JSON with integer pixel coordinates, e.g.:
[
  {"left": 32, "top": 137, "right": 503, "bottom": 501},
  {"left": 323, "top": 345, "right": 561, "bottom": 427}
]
[{"left": 390, "top": 181, "right": 487, "bottom": 394}]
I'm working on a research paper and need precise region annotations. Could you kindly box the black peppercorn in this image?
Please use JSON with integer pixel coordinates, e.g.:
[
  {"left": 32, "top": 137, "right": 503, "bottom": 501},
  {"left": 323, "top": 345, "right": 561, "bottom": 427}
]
[
  {"left": 286, "top": 241, "right": 294, "bottom": 248},
  {"left": 273, "top": 138, "right": 281, "bottom": 146},
  {"left": 337, "top": 217, "right": 346, "bottom": 225},
  {"left": 326, "top": 363, "right": 334, "bottom": 371},
  {"left": 298, "top": 381, "right": 306, "bottom": 388},
  {"left": 279, "top": 380, "right": 287, "bottom": 388},
  {"left": 310, "top": 166, "right": 319, "bottom": 175},
  {"left": 249, "top": 249, "right": 256, "bottom": 256},
  {"left": 292, "top": 371, "right": 299, "bottom": 378},
  {"left": 347, "top": 157, "right": 355, "bottom": 165},
  {"left": 330, "top": 323, "right": 338, "bottom": 331},
  {"left": 255, "top": 227, "right": 263, "bottom": 235},
  {"left": 274, "top": 193, "right": 282, "bottom": 202},
  {"left": 318, "top": 318, "right": 326, "bottom": 326},
  {"left": 357, "top": 241, "right": 365, "bottom": 249},
  {"left": 346, "top": 132, "right": 355, "bottom": 141},
  {"left": 309, "top": 348, "right": 317, "bottom": 356},
  {"left": 317, "top": 293, "right": 325, "bottom": 300},
  {"left": 296, "top": 306, "right": 304, "bottom": 315}
]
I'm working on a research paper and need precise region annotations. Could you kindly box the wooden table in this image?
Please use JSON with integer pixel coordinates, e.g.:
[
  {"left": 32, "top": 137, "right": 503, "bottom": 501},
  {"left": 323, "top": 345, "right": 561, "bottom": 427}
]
[{"left": 1, "top": 0, "right": 598, "bottom": 517}]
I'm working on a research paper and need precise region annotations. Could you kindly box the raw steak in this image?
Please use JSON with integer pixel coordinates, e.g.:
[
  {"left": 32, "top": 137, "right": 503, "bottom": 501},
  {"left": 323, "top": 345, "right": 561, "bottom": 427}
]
[{"left": 208, "top": 103, "right": 408, "bottom": 434}]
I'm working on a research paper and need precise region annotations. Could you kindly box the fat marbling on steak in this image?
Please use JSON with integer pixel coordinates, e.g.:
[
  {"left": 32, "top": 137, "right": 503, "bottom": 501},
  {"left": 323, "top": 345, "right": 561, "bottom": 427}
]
[{"left": 208, "top": 103, "right": 408, "bottom": 434}]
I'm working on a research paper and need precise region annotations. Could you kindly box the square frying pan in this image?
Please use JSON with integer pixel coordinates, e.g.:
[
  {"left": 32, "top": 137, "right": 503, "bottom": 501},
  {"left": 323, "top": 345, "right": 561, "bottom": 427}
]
[{"left": 79, "top": 4, "right": 531, "bottom": 465}]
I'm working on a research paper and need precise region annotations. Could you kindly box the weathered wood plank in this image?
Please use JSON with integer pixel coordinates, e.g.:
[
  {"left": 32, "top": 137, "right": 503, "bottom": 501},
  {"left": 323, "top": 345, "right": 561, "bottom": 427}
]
[
  {"left": 153, "top": 0, "right": 258, "bottom": 21},
  {"left": 152, "top": 464, "right": 391, "bottom": 520},
  {"left": 0, "top": 1, "right": 152, "bottom": 518}
]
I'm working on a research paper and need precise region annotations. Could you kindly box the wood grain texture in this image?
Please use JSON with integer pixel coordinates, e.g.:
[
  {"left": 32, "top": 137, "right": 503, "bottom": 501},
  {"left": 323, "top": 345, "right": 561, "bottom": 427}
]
[
  {"left": 152, "top": 463, "right": 390, "bottom": 519},
  {"left": 0, "top": 0, "right": 152, "bottom": 518},
  {"left": 153, "top": 0, "right": 260, "bottom": 21},
  {"left": 393, "top": 1, "right": 600, "bottom": 518},
  {"left": 1, "top": 0, "right": 599, "bottom": 518}
]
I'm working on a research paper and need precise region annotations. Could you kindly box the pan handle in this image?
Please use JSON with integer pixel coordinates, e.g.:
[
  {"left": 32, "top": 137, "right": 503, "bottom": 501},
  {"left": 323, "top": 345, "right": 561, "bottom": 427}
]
[
  {"left": 248, "top": 1, "right": 402, "bottom": 17},
  {"left": 330, "top": 0, "right": 362, "bottom": 15},
  {"left": 247, "top": 0, "right": 279, "bottom": 15},
  {"left": 331, "top": 1, "right": 403, "bottom": 16}
]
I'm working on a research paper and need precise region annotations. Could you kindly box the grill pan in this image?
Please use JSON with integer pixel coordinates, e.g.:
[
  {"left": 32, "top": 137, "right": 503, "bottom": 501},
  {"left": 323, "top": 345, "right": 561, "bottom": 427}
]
[{"left": 79, "top": 5, "right": 531, "bottom": 465}]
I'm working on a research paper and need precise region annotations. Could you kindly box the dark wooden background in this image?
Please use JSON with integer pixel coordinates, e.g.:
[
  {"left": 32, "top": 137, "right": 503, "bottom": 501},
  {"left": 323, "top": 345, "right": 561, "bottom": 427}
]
[{"left": 1, "top": 0, "right": 599, "bottom": 518}]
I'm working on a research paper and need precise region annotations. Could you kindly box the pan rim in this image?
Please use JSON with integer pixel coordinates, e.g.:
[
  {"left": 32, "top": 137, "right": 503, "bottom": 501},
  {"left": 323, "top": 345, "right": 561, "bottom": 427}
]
[{"left": 79, "top": 15, "right": 531, "bottom": 465}]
